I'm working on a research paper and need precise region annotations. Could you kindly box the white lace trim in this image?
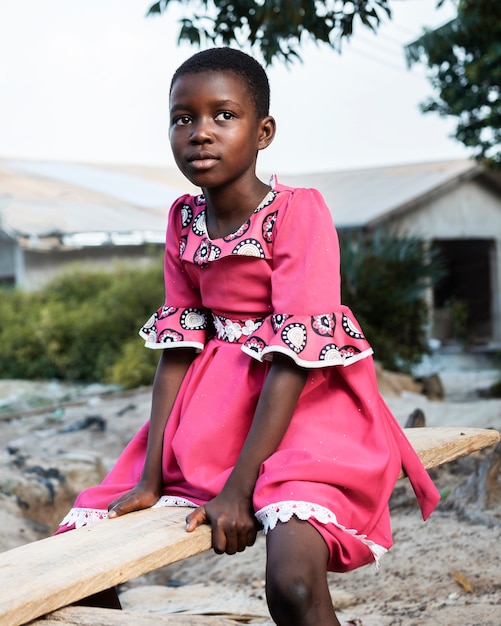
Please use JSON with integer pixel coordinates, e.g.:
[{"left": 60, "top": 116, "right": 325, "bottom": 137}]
[
  {"left": 213, "top": 314, "right": 264, "bottom": 342},
  {"left": 255, "top": 500, "right": 387, "bottom": 568},
  {"left": 152, "top": 495, "right": 198, "bottom": 509},
  {"left": 58, "top": 496, "right": 198, "bottom": 529},
  {"left": 59, "top": 507, "right": 109, "bottom": 529}
]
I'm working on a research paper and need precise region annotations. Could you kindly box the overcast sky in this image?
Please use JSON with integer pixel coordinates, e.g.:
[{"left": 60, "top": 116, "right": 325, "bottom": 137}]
[{"left": 0, "top": 0, "right": 469, "bottom": 175}]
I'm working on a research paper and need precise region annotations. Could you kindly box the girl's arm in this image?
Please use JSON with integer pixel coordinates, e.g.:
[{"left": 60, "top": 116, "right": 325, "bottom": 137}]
[
  {"left": 186, "top": 353, "right": 307, "bottom": 553},
  {"left": 108, "top": 348, "right": 196, "bottom": 517}
]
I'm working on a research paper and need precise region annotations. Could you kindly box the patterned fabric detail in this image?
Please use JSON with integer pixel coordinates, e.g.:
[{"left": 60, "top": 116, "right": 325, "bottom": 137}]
[
  {"left": 223, "top": 220, "right": 250, "bottom": 242},
  {"left": 312, "top": 313, "right": 336, "bottom": 337},
  {"left": 181, "top": 204, "right": 193, "bottom": 228},
  {"left": 242, "top": 307, "right": 373, "bottom": 368},
  {"left": 342, "top": 313, "right": 365, "bottom": 339},
  {"left": 255, "top": 500, "right": 387, "bottom": 568},
  {"left": 213, "top": 314, "right": 265, "bottom": 343},
  {"left": 255, "top": 189, "right": 277, "bottom": 212},
  {"left": 139, "top": 307, "right": 178, "bottom": 341},
  {"left": 281, "top": 322, "right": 307, "bottom": 353},
  {"left": 180, "top": 308, "right": 207, "bottom": 330},
  {"left": 157, "top": 329, "right": 184, "bottom": 343},
  {"left": 242, "top": 336, "right": 266, "bottom": 357},
  {"left": 262, "top": 210, "right": 278, "bottom": 243},
  {"left": 179, "top": 235, "right": 187, "bottom": 257},
  {"left": 318, "top": 344, "right": 361, "bottom": 362},
  {"left": 177, "top": 191, "right": 277, "bottom": 267},
  {"left": 192, "top": 211, "right": 206, "bottom": 236},
  {"left": 232, "top": 238, "right": 265, "bottom": 258},
  {"left": 271, "top": 314, "right": 291, "bottom": 332},
  {"left": 194, "top": 237, "right": 220, "bottom": 267},
  {"left": 139, "top": 306, "right": 208, "bottom": 350}
]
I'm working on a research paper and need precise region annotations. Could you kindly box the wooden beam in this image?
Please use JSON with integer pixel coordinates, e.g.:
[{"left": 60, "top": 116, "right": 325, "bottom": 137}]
[
  {"left": 400, "top": 426, "right": 500, "bottom": 478},
  {"left": 0, "top": 427, "right": 499, "bottom": 626},
  {"left": 0, "top": 507, "right": 211, "bottom": 626},
  {"left": 30, "top": 606, "right": 240, "bottom": 625}
]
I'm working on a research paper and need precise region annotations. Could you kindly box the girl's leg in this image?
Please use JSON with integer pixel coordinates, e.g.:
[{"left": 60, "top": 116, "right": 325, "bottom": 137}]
[{"left": 265, "top": 518, "right": 341, "bottom": 626}]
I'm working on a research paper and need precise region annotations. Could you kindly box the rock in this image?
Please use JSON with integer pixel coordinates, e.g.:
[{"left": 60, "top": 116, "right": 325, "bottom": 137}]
[
  {"left": 419, "top": 373, "right": 445, "bottom": 401},
  {"left": 374, "top": 362, "right": 423, "bottom": 397},
  {"left": 405, "top": 408, "right": 426, "bottom": 428},
  {"left": 0, "top": 501, "right": 46, "bottom": 552},
  {"left": 0, "top": 450, "right": 106, "bottom": 536},
  {"left": 119, "top": 583, "right": 270, "bottom": 619}
]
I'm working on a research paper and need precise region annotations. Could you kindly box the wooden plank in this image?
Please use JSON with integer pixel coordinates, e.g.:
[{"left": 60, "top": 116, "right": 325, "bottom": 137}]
[
  {"left": 399, "top": 426, "right": 500, "bottom": 478},
  {"left": 0, "top": 507, "right": 211, "bottom": 626},
  {"left": 0, "top": 427, "right": 499, "bottom": 626},
  {"left": 30, "top": 606, "right": 240, "bottom": 625}
]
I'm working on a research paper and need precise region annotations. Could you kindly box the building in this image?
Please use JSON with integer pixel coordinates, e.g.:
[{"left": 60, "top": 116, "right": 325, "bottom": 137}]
[
  {"left": 1, "top": 158, "right": 500, "bottom": 347},
  {"left": 281, "top": 160, "right": 501, "bottom": 348},
  {"left": 0, "top": 159, "right": 195, "bottom": 290}
]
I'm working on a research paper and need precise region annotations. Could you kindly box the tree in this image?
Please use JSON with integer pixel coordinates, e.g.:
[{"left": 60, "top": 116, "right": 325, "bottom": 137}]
[
  {"left": 405, "top": 0, "right": 501, "bottom": 167},
  {"left": 147, "top": 0, "right": 391, "bottom": 65}
]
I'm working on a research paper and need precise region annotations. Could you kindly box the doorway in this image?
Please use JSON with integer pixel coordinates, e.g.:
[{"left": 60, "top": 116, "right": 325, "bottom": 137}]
[{"left": 431, "top": 238, "right": 494, "bottom": 344}]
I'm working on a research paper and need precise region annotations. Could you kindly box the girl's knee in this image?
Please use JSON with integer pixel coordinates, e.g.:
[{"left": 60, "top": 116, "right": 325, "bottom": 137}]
[
  {"left": 266, "top": 564, "right": 315, "bottom": 621},
  {"left": 265, "top": 520, "right": 335, "bottom": 625}
]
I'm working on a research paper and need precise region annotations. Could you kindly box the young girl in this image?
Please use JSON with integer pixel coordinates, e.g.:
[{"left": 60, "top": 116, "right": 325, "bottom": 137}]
[{"left": 58, "top": 47, "right": 440, "bottom": 625}]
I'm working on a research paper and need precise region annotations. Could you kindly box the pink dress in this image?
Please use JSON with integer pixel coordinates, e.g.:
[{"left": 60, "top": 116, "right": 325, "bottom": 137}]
[{"left": 58, "top": 180, "right": 439, "bottom": 572}]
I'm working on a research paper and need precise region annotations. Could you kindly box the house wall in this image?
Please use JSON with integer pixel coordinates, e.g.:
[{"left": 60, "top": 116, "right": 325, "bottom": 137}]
[
  {"left": 20, "top": 245, "right": 164, "bottom": 291},
  {"left": 390, "top": 180, "right": 501, "bottom": 344},
  {"left": 391, "top": 180, "right": 501, "bottom": 239}
]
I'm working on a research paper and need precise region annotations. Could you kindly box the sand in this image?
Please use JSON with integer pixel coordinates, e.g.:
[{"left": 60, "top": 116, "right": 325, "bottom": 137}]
[{"left": 0, "top": 357, "right": 500, "bottom": 625}]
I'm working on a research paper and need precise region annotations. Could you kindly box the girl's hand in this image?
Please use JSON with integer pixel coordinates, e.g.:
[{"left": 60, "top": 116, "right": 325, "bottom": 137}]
[
  {"left": 107, "top": 483, "right": 161, "bottom": 518},
  {"left": 185, "top": 493, "right": 259, "bottom": 555}
]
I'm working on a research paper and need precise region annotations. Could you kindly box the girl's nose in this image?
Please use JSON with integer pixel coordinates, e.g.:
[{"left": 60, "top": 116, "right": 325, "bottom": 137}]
[{"left": 190, "top": 118, "right": 213, "bottom": 143}]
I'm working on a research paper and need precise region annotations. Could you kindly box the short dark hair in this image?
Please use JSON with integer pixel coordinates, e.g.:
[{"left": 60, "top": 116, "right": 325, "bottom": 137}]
[{"left": 170, "top": 48, "right": 270, "bottom": 119}]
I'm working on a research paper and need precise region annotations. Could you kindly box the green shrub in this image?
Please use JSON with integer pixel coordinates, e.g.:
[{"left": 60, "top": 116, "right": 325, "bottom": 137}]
[
  {"left": 339, "top": 229, "right": 444, "bottom": 372},
  {"left": 0, "top": 261, "right": 164, "bottom": 386},
  {"left": 0, "top": 233, "right": 443, "bottom": 386},
  {"left": 105, "top": 337, "right": 160, "bottom": 390}
]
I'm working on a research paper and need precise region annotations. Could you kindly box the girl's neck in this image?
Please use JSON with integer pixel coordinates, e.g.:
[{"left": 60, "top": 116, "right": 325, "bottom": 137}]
[{"left": 203, "top": 175, "right": 271, "bottom": 240}]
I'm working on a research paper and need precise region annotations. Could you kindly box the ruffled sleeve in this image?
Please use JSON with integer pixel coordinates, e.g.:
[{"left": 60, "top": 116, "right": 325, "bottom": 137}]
[
  {"left": 139, "top": 196, "right": 209, "bottom": 351},
  {"left": 241, "top": 186, "right": 373, "bottom": 367}
]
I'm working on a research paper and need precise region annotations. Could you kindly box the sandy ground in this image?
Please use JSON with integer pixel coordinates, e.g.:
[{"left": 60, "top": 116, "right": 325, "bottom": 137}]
[{"left": 0, "top": 357, "right": 500, "bottom": 625}]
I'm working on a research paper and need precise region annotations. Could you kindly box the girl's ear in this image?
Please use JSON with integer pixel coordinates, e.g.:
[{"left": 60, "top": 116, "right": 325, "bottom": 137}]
[{"left": 257, "top": 116, "right": 276, "bottom": 151}]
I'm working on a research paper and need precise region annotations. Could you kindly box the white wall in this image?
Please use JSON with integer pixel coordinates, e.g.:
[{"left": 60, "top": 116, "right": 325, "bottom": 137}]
[
  {"left": 392, "top": 179, "right": 501, "bottom": 344},
  {"left": 394, "top": 180, "right": 501, "bottom": 239},
  {"left": 20, "top": 245, "right": 163, "bottom": 292}
]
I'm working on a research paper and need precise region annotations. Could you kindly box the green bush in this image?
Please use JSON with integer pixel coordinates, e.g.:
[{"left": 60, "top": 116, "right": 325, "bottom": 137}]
[
  {"left": 0, "top": 233, "right": 443, "bottom": 387},
  {"left": 106, "top": 337, "right": 160, "bottom": 389},
  {"left": 0, "top": 262, "right": 164, "bottom": 388},
  {"left": 339, "top": 229, "right": 444, "bottom": 372},
  {"left": 0, "top": 289, "right": 58, "bottom": 379}
]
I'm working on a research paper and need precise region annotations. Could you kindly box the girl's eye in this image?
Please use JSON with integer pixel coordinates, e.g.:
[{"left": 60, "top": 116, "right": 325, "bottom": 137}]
[
  {"left": 215, "top": 111, "right": 235, "bottom": 121},
  {"left": 174, "top": 115, "right": 192, "bottom": 126}
]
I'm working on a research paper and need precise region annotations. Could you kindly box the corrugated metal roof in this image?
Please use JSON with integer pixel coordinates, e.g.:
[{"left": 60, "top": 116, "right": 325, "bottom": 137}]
[
  {"left": 0, "top": 158, "right": 487, "bottom": 247},
  {"left": 0, "top": 159, "right": 193, "bottom": 241},
  {"left": 279, "top": 159, "right": 480, "bottom": 228},
  {"left": 6, "top": 160, "right": 182, "bottom": 209}
]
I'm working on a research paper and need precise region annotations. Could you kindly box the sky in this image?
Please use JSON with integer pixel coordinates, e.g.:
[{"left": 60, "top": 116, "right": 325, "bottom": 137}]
[{"left": 0, "top": 0, "right": 470, "bottom": 175}]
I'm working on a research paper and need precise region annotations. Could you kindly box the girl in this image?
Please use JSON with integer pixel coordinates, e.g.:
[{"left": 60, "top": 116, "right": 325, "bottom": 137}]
[{"left": 58, "top": 48, "right": 440, "bottom": 625}]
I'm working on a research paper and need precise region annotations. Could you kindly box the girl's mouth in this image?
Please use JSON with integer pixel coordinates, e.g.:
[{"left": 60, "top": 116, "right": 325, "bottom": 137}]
[{"left": 189, "top": 157, "right": 219, "bottom": 170}]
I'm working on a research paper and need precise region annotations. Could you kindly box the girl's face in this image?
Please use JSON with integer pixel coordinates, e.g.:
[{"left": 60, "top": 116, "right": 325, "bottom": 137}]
[{"left": 169, "top": 71, "right": 275, "bottom": 190}]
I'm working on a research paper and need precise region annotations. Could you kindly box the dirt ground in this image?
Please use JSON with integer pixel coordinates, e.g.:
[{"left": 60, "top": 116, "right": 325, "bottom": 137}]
[{"left": 0, "top": 358, "right": 500, "bottom": 625}]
